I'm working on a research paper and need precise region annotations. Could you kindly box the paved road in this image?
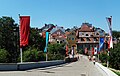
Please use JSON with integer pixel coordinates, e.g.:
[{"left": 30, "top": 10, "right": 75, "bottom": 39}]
[{"left": 0, "top": 56, "right": 107, "bottom": 76}]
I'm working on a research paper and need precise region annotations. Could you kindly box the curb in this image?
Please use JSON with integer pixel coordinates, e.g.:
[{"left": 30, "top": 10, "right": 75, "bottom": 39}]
[
  {"left": 95, "top": 62, "right": 118, "bottom": 76},
  {"left": 0, "top": 60, "right": 65, "bottom": 71}
]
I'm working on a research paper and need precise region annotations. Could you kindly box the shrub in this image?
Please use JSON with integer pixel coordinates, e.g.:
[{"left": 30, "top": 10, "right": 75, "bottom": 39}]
[
  {"left": 22, "top": 48, "right": 45, "bottom": 62},
  {"left": 37, "top": 51, "right": 46, "bottom": 61},
  {"left": 47, "top": 43, "right": 66, "bottom": 60},
  {"left": 0, "top": 48, "right": 9, "bottom": 63},
  {"left": 109, "top": 43, "right": 120, "bottom": 70},
  {"left": 47, "top": 53, "right": 65, "bottom": 61},
  {"left": 99, "top": 51, "right": 108, "bottom": 63}
]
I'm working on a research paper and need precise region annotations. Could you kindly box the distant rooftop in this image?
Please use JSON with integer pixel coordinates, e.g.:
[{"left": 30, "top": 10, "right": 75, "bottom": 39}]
[
  {"left": 50, "top": 25, "right": 65, "bottom": 34},
  {"left": 79, "top": 23, "right": 94, "bottom": 32}
]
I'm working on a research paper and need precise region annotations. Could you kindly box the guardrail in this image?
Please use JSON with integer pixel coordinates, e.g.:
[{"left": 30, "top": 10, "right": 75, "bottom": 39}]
[{"left": 0, "top": 60, "right": 65, "bottom": 71}]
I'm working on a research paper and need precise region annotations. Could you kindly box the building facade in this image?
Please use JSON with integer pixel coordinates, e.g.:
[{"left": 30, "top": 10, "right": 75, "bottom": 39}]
[
  {"left": 49, "top": 26, "right": 67, "bottom": 44},
  {"left": 67, "top": 30, "right": 77, "bottom": 54},
  {"left": 76, "top": 23, "right": 107, "bottom": 55}
]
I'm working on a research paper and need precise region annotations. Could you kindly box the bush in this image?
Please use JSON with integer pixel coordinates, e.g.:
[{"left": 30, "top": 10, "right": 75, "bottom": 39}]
[
  {"left": 47, "top": 53, "right": 65, "bottom": 61},
  {"left": 0, "top": 48, "right": 9, "bottom": 63},
  {"left": 21, "top": 48, "right": 45, "bottom": 62},
  {"left": 22, "top": 49, "right": 37, "bottom": 62},
  {"left": 37, "top": 51, "right": 46, "bottom": 61},
  {"left": 47, "top": 43, "right": 66, "bottom": 60},
  {"left": 109, "top": 43, "right": 120, "bottom": 70},
  {"left": 99, "top": 51, "right": 108, "bottom": 63}
]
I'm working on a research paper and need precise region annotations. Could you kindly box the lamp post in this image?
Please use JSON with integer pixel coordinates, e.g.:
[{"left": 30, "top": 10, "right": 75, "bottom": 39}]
[{"left": 13, "top": 27, "right": 18, "bottom": 63}]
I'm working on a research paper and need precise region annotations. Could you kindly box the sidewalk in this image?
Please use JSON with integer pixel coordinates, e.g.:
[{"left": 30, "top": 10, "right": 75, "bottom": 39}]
[
  {"left": 80, "top": 54, "right": 118, "bottom": 76},
  {"left": 95, "top": 62, "right": 118, "bottom": 76}
]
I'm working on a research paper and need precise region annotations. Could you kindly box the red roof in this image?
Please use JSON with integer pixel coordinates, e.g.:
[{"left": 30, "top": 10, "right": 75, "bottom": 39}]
[{"left": 79, "top": 24, "right": 94, "bottom": 32}]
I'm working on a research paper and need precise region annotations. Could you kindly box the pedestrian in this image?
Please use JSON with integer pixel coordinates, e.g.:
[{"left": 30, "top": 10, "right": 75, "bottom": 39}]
[
  {"left": 93, "top": 55, "right": 96, "bottom": 65},
  {"left": 88, "top": 55, "right": 91, "bottom": 61}
]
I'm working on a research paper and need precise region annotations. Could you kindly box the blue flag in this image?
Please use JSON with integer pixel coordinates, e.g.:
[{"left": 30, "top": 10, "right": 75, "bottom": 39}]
[
  {"left": 99, "top": 38, "right": 104, "bottom": 51},
  {"left": 44, "top": 32, "right": 49, "bottom": 53}
]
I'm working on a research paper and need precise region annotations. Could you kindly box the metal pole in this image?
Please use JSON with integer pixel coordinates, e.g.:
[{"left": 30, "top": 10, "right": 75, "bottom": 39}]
[
  {"left": 19, "top": 14, "right": 23, "bottom": 63},
  {"left": 98, "top": 54, "right": 99, "bottom": 62},
  {"left": 46, "top": 52, "right": 48, "bottom": 61},
  {"left": 107, "top": 51, "right": 109, "bottom": 68},
  {"left": 20, "top": 48, "right": 23, "bottom": 63}
]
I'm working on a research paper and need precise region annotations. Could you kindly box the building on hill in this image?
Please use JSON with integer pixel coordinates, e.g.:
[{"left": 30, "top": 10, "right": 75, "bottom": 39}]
[
  {"left": 49, "top": 25, "right": 67, "bottom": 44},
  {"left": 39, "top": 24, "right": 55, "bottom": 38},
  {"left": 66, "top": 30, "right": 77, "bottom": 54},
  {"left": 76, "top": 23, "right": 107, "bottom": 55}
]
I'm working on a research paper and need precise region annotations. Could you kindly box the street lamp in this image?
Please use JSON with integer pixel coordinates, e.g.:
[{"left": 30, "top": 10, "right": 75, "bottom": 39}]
[{"left": 13, "top": 27, "right": 18, "bottom": 63}]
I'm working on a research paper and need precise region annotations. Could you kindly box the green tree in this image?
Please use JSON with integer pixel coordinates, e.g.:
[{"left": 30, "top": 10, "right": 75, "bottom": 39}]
[
  {"left": 0, "top": 48, "right": 9, "bottom": 63},
  {"left": 0, "top": 16, "right": 18, "bottom": 62},
  {"left": 112, "top": 31, "right": 120, "bottom": 39},
  {"left": 22, "top": 48, "right": 38, "bottom": 62},
  {"left": 24, "top": 28, "right": 45, "bottom": 51},
  {"left": 47, "top": 43, "right": 66, "bottom": 60},
  {"left": 109, "top": 43, "right": 120, "bottom": 70},
  {"left": 99, "top": 51, "right": 108, "bottom": 63},
  {"left": 21, "top": 48, "right": 45, "bottom": 62},
  {"left": 0, "top": 16, "right": 46, "bottom": 63}
]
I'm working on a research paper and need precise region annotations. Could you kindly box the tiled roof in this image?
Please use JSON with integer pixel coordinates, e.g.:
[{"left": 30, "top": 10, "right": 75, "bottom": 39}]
[
  {"left": 79, "top": 23, "right": 94, "bottom": 32},
  {"left": 50, "top": 26, "right": 65, "bottom": 34}
]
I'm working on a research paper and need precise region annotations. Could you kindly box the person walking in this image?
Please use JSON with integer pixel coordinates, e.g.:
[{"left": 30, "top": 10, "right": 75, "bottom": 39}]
[{"left": 92, "top": 55, "right": 96, "bottom": 65}]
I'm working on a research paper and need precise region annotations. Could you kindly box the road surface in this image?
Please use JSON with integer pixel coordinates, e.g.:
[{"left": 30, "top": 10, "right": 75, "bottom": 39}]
[{"left": 0, "top": 55, "right": 107, "bottom": 76}]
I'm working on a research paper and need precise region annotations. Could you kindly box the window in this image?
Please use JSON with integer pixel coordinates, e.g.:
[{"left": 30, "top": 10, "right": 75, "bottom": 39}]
[
  {"left": 94, "top": 37, "right": 97, "bottom": 41},
  {"left": 81, "top": 38, "right": 85, "bottom": 41},
  {"left": 72, "top": 38, "right": 74, "bottom": 40},
  {"left": 96, "top": 33, "right": 99, "bottom": 35},
  {"left": 82, "top": 33, "right": 84, "bottom": 35},
  {"left": 57, "top": 32, "right": 60, "bottom": 35},
  {"left": 86, "top": 38, "right": 90, "bottom": 41},
  {"left": 86, "top": 34, "right": 89, "bottom": 36},
  {"left": 69, "top": 38, "right": 71, "bottom": 40},
  {"left": 79, "top": 32, "right": 82, "bottom": 36},
  {"left": 91, "top": 35, "right": 93, "bottom": 37}
]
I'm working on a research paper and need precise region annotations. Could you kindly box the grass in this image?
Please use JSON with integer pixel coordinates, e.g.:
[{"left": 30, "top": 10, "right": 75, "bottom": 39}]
[
  {"left": 109, "top": 68, "right": 120, "bottom": 76},
  {"left": 112, "top": 70, "right": 120, "bottom": 76},
  {"left": 101, "top": 63, "right": 120, "bottom": 76}
]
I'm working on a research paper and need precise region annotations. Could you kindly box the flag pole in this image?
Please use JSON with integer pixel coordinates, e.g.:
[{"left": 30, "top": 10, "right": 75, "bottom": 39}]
[
  {"left": 98, "top": 53, "right": 99, "bottom": 62},
  {"left": 46, "top": 52, "right": 48, "bottom": 61},
  {"left": 107, "top": 50, "right": 109, "bottom": 68},
  {"left": 46, "top": 46, "right": 48, "bottom": 61},
  {"left": 19, "top": 14, "right": 23, "bottom": 63},
  {"left": 106, "top": 16, "right": 112, "bottom": 68},
  {"left": 98, "top": 37, "right": 100, "bottom": 62},
  {"left": 20, "top": 48, "right": 23, "bottom": 63},
  {"left": 44, "top": 32, "right": 49, "bottom": 61}
]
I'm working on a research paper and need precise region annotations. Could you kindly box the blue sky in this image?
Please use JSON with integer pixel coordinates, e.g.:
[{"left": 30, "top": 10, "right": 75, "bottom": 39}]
[{"left": 0, "top": 0, "right": 120, "bottom": 32}]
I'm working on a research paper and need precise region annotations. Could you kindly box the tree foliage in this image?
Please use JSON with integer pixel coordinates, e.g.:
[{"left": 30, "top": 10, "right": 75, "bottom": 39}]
[
  {"left": 109, "top": 43, "right": 120, "bottom": 70},
  {"left": 99, "top": 51, "right": 108, "bottom": 63},
  {"left": 28, "top": 28, "right": 45, "bottom": 51},
  {"left": 0, "top": 16, "right": 18, "bottom": 62},
  {"left": 47, "top": 43, "right": 66, "bottom": 60},
  {"left": 23, "top": 49, "right": 38, "bottom": 62},
  {"left": 112, "top": 31, "right": 120, "bottom": 39},
  {"left": 0, "top": 48, "right": 9, "bottom": 63},
  {"left": 0, "top": 16, "right": 46, "bottom": 63}
]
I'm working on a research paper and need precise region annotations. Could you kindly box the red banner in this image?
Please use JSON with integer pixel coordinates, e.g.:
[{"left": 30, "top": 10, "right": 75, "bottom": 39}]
[
  {"left": 66, "top": 45, "right": 68, "bottom": 56},
  {"left": 20, "top": 16, "right": 30, "bottom": 47},
  {"left": 92, "top": 47, "right": 94, "bottom": 55}
]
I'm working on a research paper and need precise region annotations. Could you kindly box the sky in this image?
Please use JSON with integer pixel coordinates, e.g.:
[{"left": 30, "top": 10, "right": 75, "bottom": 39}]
[{"left": 0, "top": 0, "right": 120, "bottom": 32}]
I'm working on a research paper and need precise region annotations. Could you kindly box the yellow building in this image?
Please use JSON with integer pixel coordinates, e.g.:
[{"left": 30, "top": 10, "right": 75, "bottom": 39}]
[{"left": 67, "top": 31, "right": 77, "bottom": 54}]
